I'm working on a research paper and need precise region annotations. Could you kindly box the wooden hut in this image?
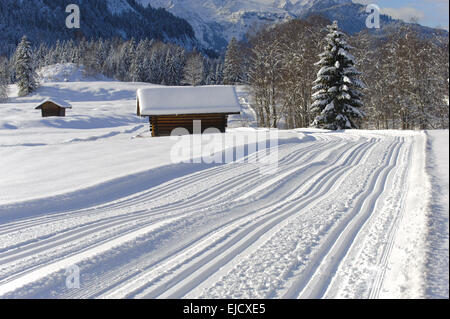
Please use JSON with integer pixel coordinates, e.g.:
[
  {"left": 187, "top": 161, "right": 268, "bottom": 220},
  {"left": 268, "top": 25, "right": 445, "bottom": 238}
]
[
  {"left": 137, "top": 86, "right": 241, "bottom": 137},
  {"left": 35, "top": 98, "right": 72, "bottom": 117}
]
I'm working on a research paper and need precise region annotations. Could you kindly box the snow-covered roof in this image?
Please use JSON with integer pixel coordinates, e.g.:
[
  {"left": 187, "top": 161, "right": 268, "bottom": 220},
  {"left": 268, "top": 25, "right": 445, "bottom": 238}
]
[
  {"left": 137, "top": 86, "right": 241, "bottom": 116},
  {"left": 35, "top": 98, "right": 72, "bottom": 109}
]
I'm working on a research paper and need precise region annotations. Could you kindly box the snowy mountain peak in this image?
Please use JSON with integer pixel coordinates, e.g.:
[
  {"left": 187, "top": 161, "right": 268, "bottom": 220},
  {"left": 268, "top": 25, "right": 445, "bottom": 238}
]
[
  {"left": 133, "top": 0, "right": 439, "bottom": 51},
  {"left": 134, "top": 0, "right": 358, "bottom": 49}
]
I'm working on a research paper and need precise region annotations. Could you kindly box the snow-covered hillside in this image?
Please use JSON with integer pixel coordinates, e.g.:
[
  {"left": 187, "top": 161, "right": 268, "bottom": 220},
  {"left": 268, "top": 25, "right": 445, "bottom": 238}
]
[
  {"left": 0, "top": 80, "right": 255, "bottom": 202},
  {"left": 137, "top": 0, "right": 443, "bottom": 50},
  {"left": 0, "top": 0, "right": 197, "bottom": 57},
  {"left": 0, "top": 80, "right": 447, "bottom": 299},
  {"left": 140, "top": 0, "right": 305, "bottom": 48},
  {"left": 37, "top": 63, "right": 112, "bottom": 83},
  {"left": 138, "top": 0, "right": 371, "bottom": 49}
]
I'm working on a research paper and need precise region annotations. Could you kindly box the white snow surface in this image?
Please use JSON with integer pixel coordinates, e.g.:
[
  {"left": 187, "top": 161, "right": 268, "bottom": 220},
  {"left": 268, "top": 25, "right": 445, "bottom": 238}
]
[
  {"left": 37, "top": 63, "right": 111, "bottom": 83},
  {"left": 423, "top": 130, "right": 449, "bottom": 298},
  {"left": 0, "top": 80, "right": 447, "bottom": 299},
  {"left": 137, "top": 86, "right": 241, "bottom": 115}
]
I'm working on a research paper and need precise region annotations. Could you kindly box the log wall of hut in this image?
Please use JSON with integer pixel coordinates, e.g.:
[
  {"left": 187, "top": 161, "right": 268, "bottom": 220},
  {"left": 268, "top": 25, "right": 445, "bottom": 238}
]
[
  {"left": 39, "top": 102, "right": 66, "bottom": 117},
  {"left": 150, "top": 114, "right": 229, "bottom": 137}
]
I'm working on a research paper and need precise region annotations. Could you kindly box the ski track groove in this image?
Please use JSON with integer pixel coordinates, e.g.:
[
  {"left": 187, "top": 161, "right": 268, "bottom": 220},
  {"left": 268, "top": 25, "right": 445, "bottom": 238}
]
[
  {"left": 0, "top": 140, "right": 325, "bottom": 236},
  {"left": 186, "top": 138, "right": 395, "bottom": 299},
  {"left": 60, "top": 136, "right": 363, "bottom": 299},
  {"left": 0, "top": 139, "right": 332, "bottom": 256},
  {"left": 190, "top": 137, "right": 401, "bottom": 299},
  {"left": 0, "top": 139, "right": 340, "bottom": 290},
  {"left": 100, "top": 137, "right": 378, "bottom": 298},
  {"left": 287, "top": 137, "right": 403, "bottom": 299},
  {"left": 367, "top": 137, "right": 413, "bottom": 299},
  {"left": 0, "top": 132, "right": 419, "bottom": 299},
  {"left": 320, "top": 135, "right": 414, "bottom": 299}
]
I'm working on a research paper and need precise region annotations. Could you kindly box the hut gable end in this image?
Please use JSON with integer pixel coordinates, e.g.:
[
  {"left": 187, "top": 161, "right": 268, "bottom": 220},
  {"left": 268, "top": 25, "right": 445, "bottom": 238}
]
[{"left": 34, "top": 98, "right": 72, "bottom": 117}]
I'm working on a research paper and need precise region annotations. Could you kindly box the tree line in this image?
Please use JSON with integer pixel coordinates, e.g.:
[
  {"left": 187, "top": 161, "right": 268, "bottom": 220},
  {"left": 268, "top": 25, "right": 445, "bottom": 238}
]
[
  {"left": 2, "top": 15, "right": 448, "bottom": 130},
  {"left": 0, "top": 0, "right": 196, "bottom": 57},
  {"left": 224, "top": 16, "right": 449, "bottom": 130},
  {"left": 0, "top": 36, "right": 226, "bottom": 100}
]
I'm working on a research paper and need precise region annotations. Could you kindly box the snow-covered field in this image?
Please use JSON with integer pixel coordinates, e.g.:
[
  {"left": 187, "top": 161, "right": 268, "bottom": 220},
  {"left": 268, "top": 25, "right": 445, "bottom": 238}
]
[{"left": 0, "top": 80, "right": 448, "bottom": 299}]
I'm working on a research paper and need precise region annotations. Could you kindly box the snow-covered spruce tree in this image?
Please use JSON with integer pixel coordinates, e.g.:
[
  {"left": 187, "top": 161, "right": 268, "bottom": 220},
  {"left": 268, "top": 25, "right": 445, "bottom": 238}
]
[
  {"left": 182, "top": 52, "right": 204, "bottom": 86},
  {"left": 223, "top": 37, "right": 242, "bottom": 85},
  {"left": 310, "top": 21, "right": 365, "bottom": 130},
  {"left": 0, "top": 83, "right": 7, "bottom": 102},
  {"left": 0, "top": 56, "right": 9, "bottom": 102},
  {"left": 130, "top": 40, "right": 148, "bottom": 83},
  {"left": 14, "top": 36, "right": 38, "bottom": 97},
  {"left": 0, "top": 71, "right": 8, "bottom": 102}
]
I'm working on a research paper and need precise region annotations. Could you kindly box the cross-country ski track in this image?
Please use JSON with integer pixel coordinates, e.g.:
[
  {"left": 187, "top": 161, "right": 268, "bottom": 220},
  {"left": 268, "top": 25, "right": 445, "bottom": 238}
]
[{"left": 0, "top": 130, "right": 433, "bottom": 298}]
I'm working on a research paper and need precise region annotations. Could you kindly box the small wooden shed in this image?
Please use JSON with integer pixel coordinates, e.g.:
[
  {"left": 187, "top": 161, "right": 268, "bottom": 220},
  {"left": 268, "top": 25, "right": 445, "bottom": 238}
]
[
  {"left": 35, "top": 98, "right": 72, "bottom": 117},
  {"left": 137, "top": 86, "right": 241, "bottom": 137}
]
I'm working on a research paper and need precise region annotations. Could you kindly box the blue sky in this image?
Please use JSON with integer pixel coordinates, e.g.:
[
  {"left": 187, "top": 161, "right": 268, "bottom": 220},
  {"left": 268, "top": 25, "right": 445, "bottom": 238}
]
[{"left": 353, "top": 0, "right": 449, "bottom": 30}]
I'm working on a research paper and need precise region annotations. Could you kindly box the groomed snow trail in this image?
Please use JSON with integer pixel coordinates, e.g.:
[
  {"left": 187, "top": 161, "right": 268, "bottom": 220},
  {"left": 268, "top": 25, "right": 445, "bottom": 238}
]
[{"left": 0, "top": 130, "right": 427, "bottom": 299}]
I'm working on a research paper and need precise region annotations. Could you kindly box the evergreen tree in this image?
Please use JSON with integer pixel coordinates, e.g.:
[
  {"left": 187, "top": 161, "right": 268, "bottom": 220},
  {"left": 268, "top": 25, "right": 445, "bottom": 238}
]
[
  {"left": 173, "top": 47, "right": 186, "bottom": 86},
  {"left": 205, "top": 61, "right": 217, "bottom": 85},
  {"left": 93, "top": 40, "right": 107, "bottom": 73},
  {"left": 130, "top": 40, "right": 148, "bottom": 82},
  {"left": 149, "top": 48, "right": 165, "bottom": 84},
  {"left": 114, "top": 39, "right": 135, "bottom": 81},
  {"left": 215, "top": 61, "right": 224, "bottom": 85},
  {"left": 0, "top": 57, "right": 8, "bottom": 102},
  {"left": 310, "top": 21, "right": 365, "bottom": 130},
  {"left": 0, "top": 80, "right": 7, "bottom": 102},
  {"left": 163, "top": 49, "right": 178, "bottom": 85},
  {"left": 14, "top": 36, "right": 38, "bottom": 97},
  {"left": 223, "top": 37, "right": 242, "bottom": 85},
  {"left": 182, "top": 52, "right": 204, "bottom": 86},
  {"left": 34, "top": 43, "right": 47, "bottom": 70}
]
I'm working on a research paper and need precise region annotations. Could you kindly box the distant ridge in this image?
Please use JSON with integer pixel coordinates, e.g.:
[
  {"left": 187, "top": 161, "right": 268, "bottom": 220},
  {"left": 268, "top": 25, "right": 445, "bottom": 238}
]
[
  {"left": 137, "top": 0, "right": 448, "bottom": 50},
  {"left": 0, "top": 0, "right": 197, "bottom": 56}
]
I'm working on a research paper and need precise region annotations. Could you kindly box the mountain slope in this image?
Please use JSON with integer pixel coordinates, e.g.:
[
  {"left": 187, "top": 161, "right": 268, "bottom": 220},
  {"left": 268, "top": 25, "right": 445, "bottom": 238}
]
[
  {"left": 1, "top": 0, "right": 445, "bottom": 55},
  {"left": 0, "top": 0, "right": 196, "bottom": 56},
  {"left": 139, "top": 0, "right": 446, "bottom": 50},
  {"left": 140, "top": 0, "right": 298, "bottom": 49}
]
